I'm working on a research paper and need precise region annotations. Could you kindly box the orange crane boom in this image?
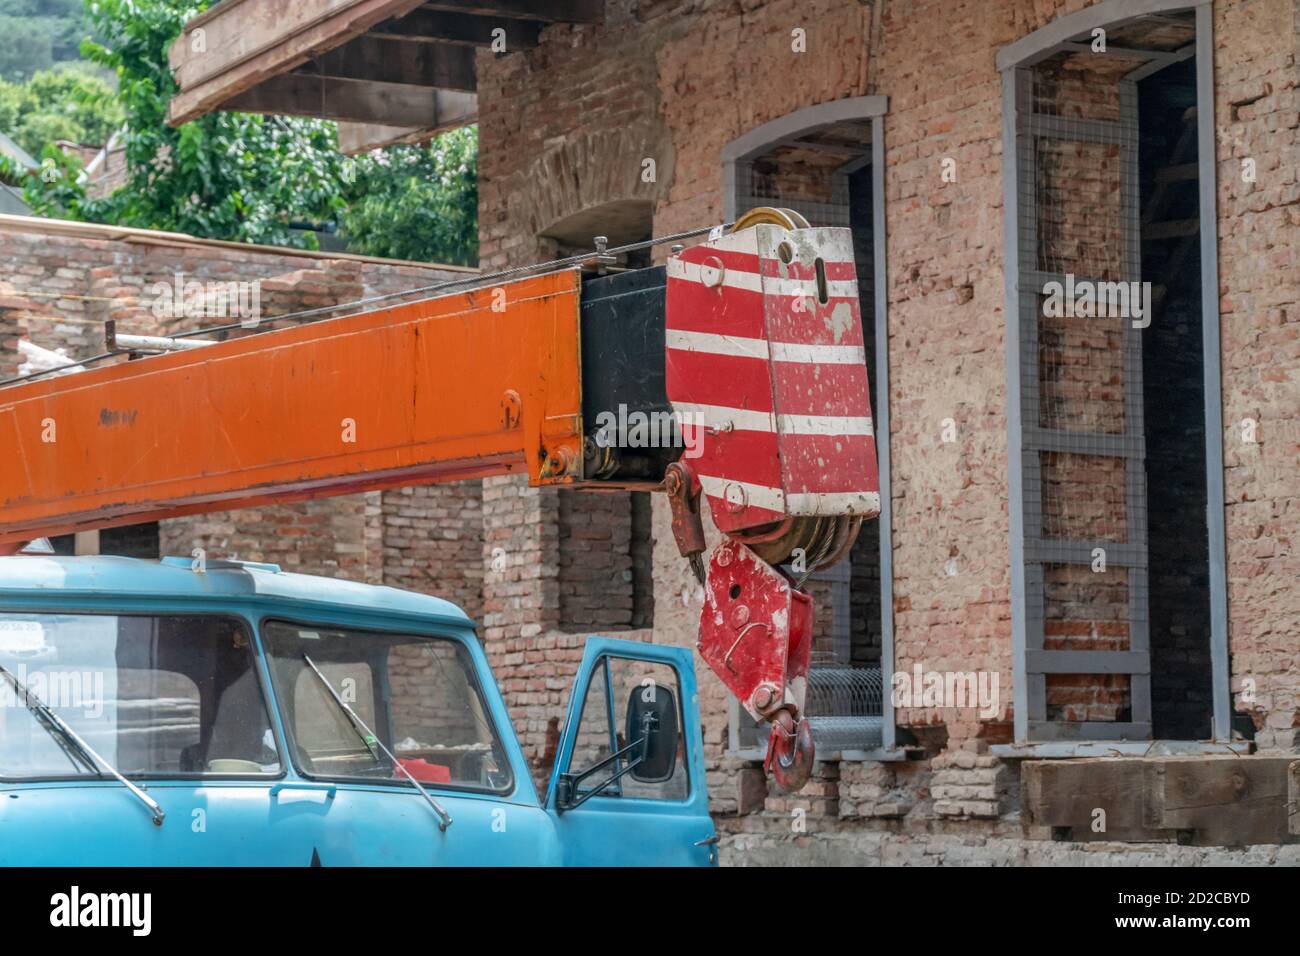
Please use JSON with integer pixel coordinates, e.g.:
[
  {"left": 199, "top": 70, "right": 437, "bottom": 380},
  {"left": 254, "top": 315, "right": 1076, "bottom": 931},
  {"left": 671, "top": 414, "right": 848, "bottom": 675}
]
[{"left": 0, "top": 270, "right": 584, "bottom": 549}]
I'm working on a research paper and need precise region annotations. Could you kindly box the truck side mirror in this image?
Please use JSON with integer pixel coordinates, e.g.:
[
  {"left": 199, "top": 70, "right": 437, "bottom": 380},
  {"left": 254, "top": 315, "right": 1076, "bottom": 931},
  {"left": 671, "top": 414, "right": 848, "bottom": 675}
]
[{"left": 626, "top": 684, "right": 678, "bottom": 783}]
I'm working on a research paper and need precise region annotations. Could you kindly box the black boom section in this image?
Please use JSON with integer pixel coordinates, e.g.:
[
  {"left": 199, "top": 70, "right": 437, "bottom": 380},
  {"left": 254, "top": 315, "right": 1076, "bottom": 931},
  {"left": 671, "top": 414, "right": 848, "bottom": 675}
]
[{"left": 578, "top": 267, "right": 680, "bottom": 481}]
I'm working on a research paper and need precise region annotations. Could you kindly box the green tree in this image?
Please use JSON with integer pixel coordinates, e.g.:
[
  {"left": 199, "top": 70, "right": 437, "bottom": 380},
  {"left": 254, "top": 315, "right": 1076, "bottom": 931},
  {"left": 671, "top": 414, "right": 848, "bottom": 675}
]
[
  {"left": 0, "top": 0, "right": 95, "bottom": 81},
  {"left": 339, "top": 127, "right": 477, "bottom": 266},
  {"left": 19, "top": 0, "right": 478, "bottom": 263},
  {"left": 0, "top": 65, "right": 123, "bottom": 156}
]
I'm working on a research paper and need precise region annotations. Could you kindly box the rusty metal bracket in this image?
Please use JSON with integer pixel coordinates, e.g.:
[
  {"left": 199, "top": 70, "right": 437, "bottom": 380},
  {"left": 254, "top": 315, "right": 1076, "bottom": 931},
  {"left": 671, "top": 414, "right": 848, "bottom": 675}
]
[{"left": 664, "top": 460, "right": 707, "bottom": 584}]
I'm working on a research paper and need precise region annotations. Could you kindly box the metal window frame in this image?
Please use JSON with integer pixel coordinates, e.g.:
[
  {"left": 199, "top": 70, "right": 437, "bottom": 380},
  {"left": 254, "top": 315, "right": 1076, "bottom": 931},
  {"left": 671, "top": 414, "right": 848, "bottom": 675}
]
[
  {"left": 721, "top": 96, "right": 903, "bottom": 762},
  {"left": 998, "top": 0, "right": 1230, "bottom": 752}
]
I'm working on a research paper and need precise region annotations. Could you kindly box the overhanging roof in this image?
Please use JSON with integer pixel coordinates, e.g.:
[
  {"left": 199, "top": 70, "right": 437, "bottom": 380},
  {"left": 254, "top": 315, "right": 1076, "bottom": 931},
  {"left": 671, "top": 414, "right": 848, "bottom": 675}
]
[{"left": 166, "top": 0, "right": 604, "bottom": 153}]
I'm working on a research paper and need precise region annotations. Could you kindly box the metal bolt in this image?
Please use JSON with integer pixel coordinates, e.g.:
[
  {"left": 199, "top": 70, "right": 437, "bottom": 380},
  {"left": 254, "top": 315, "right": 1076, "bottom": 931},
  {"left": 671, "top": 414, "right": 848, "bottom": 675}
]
[{"left": 729, "top": 604, "right": 750, "bottom": 629}]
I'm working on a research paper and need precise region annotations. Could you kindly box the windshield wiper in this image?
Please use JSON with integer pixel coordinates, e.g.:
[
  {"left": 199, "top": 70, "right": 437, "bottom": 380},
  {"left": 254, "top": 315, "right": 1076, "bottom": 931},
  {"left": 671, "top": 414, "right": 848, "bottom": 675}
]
[
  {"left": 0, "top": 664, "right": 165, "bottom": 826},
  {"left": 302, "top": 655, "right": 452, "bottom": 831}
]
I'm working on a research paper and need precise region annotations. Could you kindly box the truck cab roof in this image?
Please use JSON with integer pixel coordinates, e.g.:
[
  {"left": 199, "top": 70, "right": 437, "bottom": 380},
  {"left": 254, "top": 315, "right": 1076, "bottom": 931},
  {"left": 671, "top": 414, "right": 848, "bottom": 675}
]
[{"left": 0, "top": 554, "right": 474, "bottom": 627}]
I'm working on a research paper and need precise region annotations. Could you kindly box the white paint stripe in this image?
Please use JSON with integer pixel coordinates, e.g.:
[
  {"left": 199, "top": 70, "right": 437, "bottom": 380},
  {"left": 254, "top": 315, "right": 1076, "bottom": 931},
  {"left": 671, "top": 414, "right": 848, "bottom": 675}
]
[
  {"left": 666, "top": 330, "right": 866, "bottom": 365},
  {"left": 672, "top": 403, "right": 872, "bottom": 436},
  {"left": 765, "top": 277, "right": 859, "bottom": 299},
  {"left": 670, "top": 401, "right": 775, "bottom": 433},
  {"left": 770, "top": 341, "right": 866, "bottom": 364},
  {"left": 668, "top": 258, "right": 858, "bottom": 299},
  {"left": 786, "top": 491, "right": 881, "bottom": 516},
  {"left": 697, "top": 478, "right": 881, "bottom": 517},
  {"left": 778, "top": 414, "right": 874, "bottom": 436},
  {"left": 665, "top": 329, "right": 769, "bottom": 360},
  {"left": 698, "top": 474, "right": 785, "bottom": 513},
  {"left": 666, "top": 257, "right": 762, "bottom": 293}
]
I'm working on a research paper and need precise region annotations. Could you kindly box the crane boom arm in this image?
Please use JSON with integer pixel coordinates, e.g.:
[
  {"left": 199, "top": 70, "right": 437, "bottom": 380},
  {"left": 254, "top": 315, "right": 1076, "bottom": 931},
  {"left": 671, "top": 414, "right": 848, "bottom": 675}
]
[{"left": 0, "top": 270, "right": 585, "bottom": 547}]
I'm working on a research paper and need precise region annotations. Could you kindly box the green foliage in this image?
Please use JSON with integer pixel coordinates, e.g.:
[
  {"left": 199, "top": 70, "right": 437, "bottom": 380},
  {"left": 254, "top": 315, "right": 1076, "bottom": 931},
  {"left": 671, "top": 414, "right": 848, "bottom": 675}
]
[
  {"left": 17, "top": 0, "right": 478, "bottom": 264},
  {"left": 0, "top": 65, "right": 123, "bottom": 156},
  {"left": 17, "top": 143, "right": 87, "bottom": 214},
  {"left": 339, "top": 127, "right": 478, "bottom": 266},
  {"left": 0, "top": 0, "right": 92, "bottom": 81}
]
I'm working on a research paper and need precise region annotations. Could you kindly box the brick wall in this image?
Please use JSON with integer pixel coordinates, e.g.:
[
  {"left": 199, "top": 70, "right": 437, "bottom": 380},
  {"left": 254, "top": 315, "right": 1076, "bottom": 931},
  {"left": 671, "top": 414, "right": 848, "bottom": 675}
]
[
  {"left": 472, "top": 0, "right": 1300, "bottom": 862},
  {"left": 1214, "top": 0, "right": 1300, "bottom": 753}
]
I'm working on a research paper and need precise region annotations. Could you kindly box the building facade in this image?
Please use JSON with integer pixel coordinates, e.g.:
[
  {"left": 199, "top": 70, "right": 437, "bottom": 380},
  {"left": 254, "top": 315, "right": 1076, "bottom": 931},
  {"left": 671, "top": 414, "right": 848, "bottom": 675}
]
[{"left": 5, "top": 0, "right": 1297, "bottom": 864}]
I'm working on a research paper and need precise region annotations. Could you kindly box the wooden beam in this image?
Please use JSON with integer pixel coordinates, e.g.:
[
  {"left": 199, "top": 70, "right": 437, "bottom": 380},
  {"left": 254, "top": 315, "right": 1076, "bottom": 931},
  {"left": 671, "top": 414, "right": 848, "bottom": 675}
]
[
  {"left": 167, "top": 0, "right": 427, "bottom": 126},
  {"left": 368, "top": 10, "right": 542, "bottom": 47},
  {"left": 225, "top": 73, "right": 475, "bottom": 128},
  {"left": 1021, "top": 758, "right": 1167, "bottom": 842},
  {"left": 418, "top": 0, "right": 603, "bottom": 23},
  {"left": 1146, "top": 757, "right": 1298, "bottom": 846},
  {"left": 1289, "top": 761, "right": 1300, "bottom": 837},
  {"left": 301, "top": 35, "right": 477, "bottom": 91},
  {"left": 336, "top": 119, "right": 473, "bottom": 155},
  {"left": 1023, "top": 756, "right": 1299, "bottom": 847}
]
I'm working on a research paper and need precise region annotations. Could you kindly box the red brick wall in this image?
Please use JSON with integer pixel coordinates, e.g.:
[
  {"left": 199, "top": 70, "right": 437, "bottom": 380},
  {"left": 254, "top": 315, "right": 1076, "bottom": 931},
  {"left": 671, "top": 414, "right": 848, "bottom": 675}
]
[
  {"left": 1215, "top": 0, "right": 1300, "bottom": 752},
  {"left": 473, "top": 0, "right": 1300, "bottom": 840}
]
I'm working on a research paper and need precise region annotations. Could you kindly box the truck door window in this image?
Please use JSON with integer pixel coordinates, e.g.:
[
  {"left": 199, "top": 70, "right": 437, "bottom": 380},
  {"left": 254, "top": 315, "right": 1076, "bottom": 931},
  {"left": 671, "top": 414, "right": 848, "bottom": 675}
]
[
  {"left": 566, "top": 657, "right": 689, "bottom": 802},
  {"left": 0, "top": 613, "right": 279, "bottom": 779},
  {"left": 262, "top": 622, "right": 512, "bottom": 794}
]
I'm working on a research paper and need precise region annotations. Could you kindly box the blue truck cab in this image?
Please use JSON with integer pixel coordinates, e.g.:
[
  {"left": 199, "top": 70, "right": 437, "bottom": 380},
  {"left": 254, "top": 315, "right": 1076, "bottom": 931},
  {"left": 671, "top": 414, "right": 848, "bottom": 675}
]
[{"left": 0, "top": 554, "right": 718, "bottom": 866}]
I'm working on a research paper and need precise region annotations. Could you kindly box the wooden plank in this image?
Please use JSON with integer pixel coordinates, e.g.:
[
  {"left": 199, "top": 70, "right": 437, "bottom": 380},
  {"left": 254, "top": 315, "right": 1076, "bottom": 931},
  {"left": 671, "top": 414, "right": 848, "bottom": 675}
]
[
  {"left": 167, "top": 0, "right": 427, "bottom": 125},
  {"left": 1148, "top": 756, "right": 1298, "bottom": 846},
  {"left": 336, "top": 121, "right": 467, "bottom": 155},
  {"left": 368, "top": 10, "right": 542, "bottom": 46},
  {"left": 304, "top": 35, "right": 477, "bottom": 90},
  {"left": 225, "top": 74, "right": 474, "bottom": 127},
  {"left": 1289, "top": 761, "right": 1300, "bottom": 837},
  {"left": 419, "top": 0, "right": 603, "bottom": 22},
  {"left": 1021, "top": 759, "right": 1160, "bottom": 836}
]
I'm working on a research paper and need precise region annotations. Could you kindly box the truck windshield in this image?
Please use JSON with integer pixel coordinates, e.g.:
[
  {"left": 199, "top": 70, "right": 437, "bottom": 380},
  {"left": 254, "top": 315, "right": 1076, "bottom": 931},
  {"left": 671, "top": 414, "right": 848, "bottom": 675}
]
[
  {"left": 261, "top": 622, "right": 512, "bottom": 794},
  {"left": 0, "top": 613, "right": 280, "bottom": 780}
]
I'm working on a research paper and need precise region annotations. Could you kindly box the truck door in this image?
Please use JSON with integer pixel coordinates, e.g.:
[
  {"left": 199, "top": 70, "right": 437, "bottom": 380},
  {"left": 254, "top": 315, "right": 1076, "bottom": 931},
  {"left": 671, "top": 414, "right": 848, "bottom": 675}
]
[{"left": 544, "top": 638, "right": 717, "bottom": 866}]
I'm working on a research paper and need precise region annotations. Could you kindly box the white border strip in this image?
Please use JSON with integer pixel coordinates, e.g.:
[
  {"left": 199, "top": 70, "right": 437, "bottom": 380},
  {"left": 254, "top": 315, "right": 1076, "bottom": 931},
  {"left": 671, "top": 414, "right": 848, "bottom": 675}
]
[
  {"left": 698, "top": 475, "right": 784, "bottom": 513},
  {"left": 787, "top": 490, "right": 881, "bottom": 515},
  {"left": 778, "top": 414, "right": 873, "bottom": 436},
  {"left": 697, "top": 478, "right": 881, "bottom": 518},
  {"left": 666, "top": 329, "right": 866, "bottom": 365},
  {"left": 672, "top": 401, "right": 775, "bottom": 433},
  {"left": 673, "top": 402, "right": 872, "bottom": 436},
  {"left": 667, "top": 258, "right": 858, "bottom": 299}
]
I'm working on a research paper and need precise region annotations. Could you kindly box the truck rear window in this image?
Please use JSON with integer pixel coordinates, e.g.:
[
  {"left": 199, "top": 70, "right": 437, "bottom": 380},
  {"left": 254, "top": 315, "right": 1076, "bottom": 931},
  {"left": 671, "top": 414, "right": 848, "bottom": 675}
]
[
  {"left": 261, "top": 622, "right": 513, "bottom": 794},
  {"left": 0, "top": 613, "right": 280, "bottom": 780}
]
